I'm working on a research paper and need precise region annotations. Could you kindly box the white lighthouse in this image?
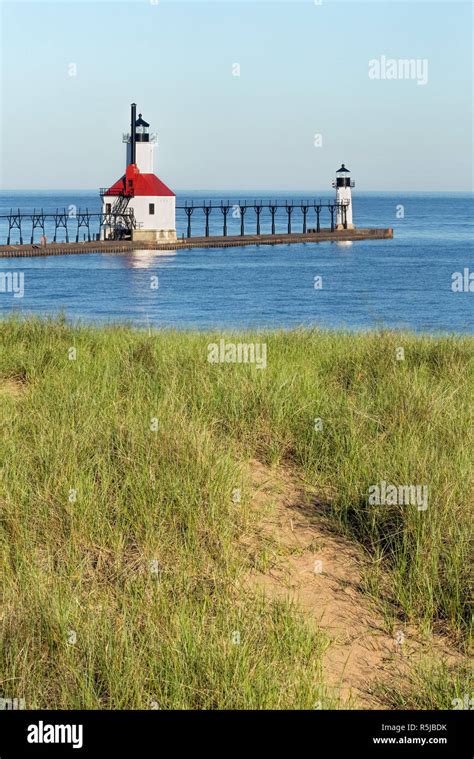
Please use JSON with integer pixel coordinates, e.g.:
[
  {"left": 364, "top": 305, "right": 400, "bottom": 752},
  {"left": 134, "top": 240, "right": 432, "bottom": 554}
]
[
  {"left": 101, "top": 103, "right": 176, "bottom": 242},
  {"left": 333, "top": 164, "right": 355, "bottom": 230}
]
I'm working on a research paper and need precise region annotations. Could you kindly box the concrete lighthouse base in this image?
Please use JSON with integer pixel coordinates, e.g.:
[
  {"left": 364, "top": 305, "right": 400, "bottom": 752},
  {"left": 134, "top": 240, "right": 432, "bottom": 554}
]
[
  {"left": 132, "top": 229, "right": 177, "bottom": 242},
  {"left": 336, "top": 224, "right": 355, "bottom": 231}
]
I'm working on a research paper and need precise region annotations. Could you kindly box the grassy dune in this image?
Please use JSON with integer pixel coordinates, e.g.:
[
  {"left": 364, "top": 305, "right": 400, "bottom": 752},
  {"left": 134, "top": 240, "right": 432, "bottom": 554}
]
[{"left": 0, "top": 317, "right": 472, "bottom": 709}]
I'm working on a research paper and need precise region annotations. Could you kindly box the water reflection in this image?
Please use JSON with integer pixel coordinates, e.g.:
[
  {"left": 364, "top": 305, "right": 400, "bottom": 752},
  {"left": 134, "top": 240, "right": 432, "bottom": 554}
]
[{"left": 123, "top": 249, "right": 177, "bottom": 268}]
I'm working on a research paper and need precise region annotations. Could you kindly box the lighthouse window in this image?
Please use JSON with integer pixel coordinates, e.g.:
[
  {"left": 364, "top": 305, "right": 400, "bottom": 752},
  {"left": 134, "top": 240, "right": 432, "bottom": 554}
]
[
  {"left": 149, "top": 203, "right": 155, "bottom": 215},
  {"left": 105, "top": 203, "right": 111, "bottom": 213}
]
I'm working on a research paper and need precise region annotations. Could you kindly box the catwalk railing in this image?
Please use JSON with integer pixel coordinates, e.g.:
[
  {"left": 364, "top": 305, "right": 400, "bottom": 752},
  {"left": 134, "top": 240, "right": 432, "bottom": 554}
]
[
  {"left": 178, "top": 200, "right": 350, "bottom": 237},
  {"left": 0, "top": 200, "right": 350, "bottom": 245},
  {"left": 0, "top": 209, "right": 136, "bottom": 245}
]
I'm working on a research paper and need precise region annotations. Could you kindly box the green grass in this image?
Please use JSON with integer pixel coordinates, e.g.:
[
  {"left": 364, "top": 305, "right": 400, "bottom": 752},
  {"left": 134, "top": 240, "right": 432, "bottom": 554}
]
[
  {"left": 0, "top": 316, "right": 472, "bottom": 708},
  {"left": 374, "top": 660, "right": 473, "bottom": 710}
]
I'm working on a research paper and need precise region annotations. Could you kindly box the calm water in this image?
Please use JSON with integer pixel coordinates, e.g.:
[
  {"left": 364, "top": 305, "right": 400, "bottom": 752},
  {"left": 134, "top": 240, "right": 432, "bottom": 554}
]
[{"left": 0, "top": 191, "right": 472, "bottom": 332}]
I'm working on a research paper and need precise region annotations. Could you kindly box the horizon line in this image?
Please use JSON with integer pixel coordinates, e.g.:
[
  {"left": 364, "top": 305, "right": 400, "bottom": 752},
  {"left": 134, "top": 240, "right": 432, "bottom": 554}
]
[{"left": 1, "top": 188, "right": 473, "bottom": 195}]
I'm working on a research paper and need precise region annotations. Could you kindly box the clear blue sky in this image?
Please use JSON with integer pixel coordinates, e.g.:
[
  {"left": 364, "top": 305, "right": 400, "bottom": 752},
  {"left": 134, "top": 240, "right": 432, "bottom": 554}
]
[{"left": 1, "top": 0, "right": 472, "bottom": 191}]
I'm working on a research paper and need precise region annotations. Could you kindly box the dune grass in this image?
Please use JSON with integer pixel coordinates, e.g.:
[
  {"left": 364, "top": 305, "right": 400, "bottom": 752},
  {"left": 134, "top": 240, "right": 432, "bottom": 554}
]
[
  {"left": 374, "top": 660, "right": 472, "bottom": 710},
  {"left": 0, "top": 316, "right": 472, "bottom": 708}
]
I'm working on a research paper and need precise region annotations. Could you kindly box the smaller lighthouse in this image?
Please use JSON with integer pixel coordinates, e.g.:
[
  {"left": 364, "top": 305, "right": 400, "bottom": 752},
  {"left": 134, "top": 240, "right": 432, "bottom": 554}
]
[
  {"left": 101, "top": 103, "right": 176, "bottom": 242},
  {"left": 333, "top": 164, "right": 355, "bottom": 230}
]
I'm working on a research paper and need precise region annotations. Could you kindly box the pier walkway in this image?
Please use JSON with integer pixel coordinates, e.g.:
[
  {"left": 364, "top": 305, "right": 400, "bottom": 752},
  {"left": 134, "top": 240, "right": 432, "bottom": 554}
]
[{"left": 0, "top": 228, "right": 393, "bottom": 258}]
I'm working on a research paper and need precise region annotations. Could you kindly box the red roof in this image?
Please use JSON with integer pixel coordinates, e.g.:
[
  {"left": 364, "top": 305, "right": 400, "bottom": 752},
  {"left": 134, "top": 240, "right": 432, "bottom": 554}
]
[{"left": 105, "top": 172, "right": 175, "bottom": 197}]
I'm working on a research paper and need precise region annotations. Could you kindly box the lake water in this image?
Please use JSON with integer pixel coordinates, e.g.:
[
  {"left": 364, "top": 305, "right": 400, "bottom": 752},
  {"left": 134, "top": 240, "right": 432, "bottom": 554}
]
[{"left": 0, "top": 191, "right": 472, "bottom": 332}]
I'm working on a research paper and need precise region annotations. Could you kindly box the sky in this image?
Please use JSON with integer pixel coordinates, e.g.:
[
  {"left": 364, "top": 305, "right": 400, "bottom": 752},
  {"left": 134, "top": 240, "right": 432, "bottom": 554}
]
[{"left": 0, "top": 0, "right": 472, "bottom": 191}]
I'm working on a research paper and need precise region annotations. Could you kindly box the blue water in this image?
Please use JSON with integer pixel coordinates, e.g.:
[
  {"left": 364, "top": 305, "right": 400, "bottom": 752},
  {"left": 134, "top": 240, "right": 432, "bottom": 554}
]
[{"left": 0, "top": 191, "right": 472, "bottom": 332}]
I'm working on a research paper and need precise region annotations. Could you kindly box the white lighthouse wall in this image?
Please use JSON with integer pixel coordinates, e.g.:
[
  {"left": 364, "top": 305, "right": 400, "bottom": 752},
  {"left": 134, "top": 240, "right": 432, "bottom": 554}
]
[
  {"left": 100, "top": 195, "right": 176, "bottom": 241},
  {"left": 130, "top": 196, "right": 175, "bottom": 230},
  {"left": 126, "top": 142, "right": 155, "bottom": 173},
  {"left": 130, "top": 195, "right": 176, "bottom": 241},
  {"left": 336, "top": 187, "right": 354, "bottom": 228}
]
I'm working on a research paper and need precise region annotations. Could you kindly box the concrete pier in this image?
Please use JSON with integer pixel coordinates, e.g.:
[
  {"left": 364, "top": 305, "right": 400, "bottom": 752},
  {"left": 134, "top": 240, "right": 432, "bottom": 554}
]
[{"left": 0, "top": 228, "right": 393, "bottom": 258}]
